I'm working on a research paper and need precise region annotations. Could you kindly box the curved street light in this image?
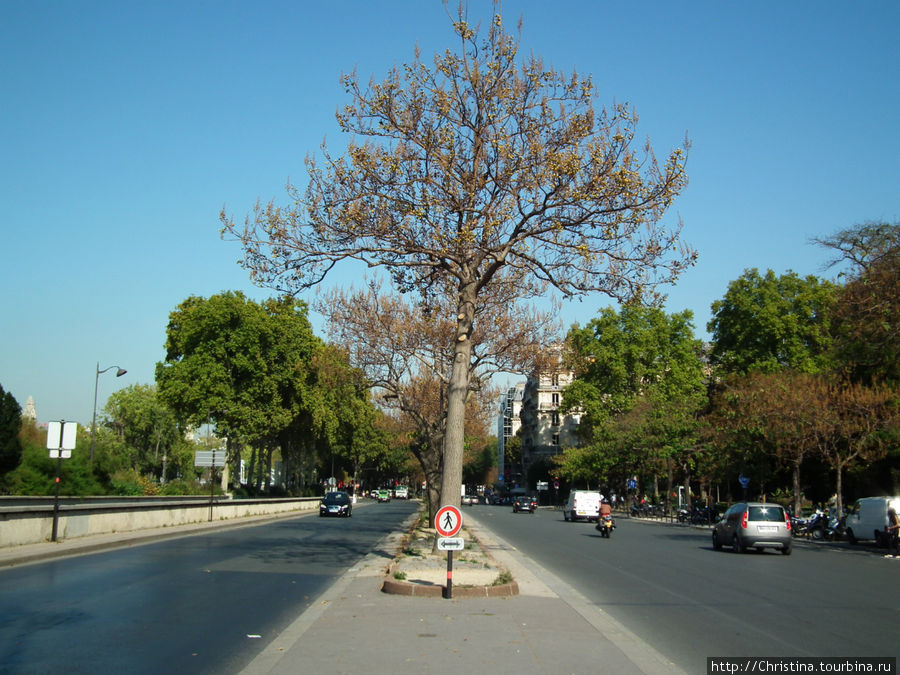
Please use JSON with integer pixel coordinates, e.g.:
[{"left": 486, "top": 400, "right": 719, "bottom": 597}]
[{"left": 89, "top": 362, "right": 127, "bottom": 463}]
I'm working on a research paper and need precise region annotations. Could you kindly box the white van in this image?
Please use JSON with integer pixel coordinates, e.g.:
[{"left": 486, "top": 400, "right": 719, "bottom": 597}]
[
  {"left": 564, "top": 490, "right": 602, "bottom": 522},
  {"left": 845, "top": 496, "right": 900, "bottom": 545}
]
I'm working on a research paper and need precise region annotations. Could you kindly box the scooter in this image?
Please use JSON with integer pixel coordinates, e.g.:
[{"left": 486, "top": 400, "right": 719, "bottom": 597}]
[{"left": 596, "top": 514, "right": 616, "bottom": 538}]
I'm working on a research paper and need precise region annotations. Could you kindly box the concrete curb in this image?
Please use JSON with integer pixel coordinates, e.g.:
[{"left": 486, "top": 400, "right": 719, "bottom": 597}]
[{"left": 381, "top": 563, "right": 520, "bottom": 597}]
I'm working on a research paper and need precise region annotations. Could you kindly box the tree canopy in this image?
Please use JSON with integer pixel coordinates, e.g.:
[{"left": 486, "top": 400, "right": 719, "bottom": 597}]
[
  {"left": 707, "top": 268, "right": 837, "bottom": 375},
  {"left": 815, "top": 220, "right": 900, "bottom": 385},
  {"left": 223, "top": 7, "right": 694, "bottom": 506},
  {"left": 0, "top": 384, "right": 23, "bottom": 477},
  {"left": 560, "top": 305, "right": 707, "bottom": 496}
]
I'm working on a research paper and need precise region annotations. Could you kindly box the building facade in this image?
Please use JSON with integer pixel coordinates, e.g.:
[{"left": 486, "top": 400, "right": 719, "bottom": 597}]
[
  {"left": 518, "top": 366, "right": 581, "bottom": 471},
  {"left": 497, "top": 358, "right": 581, "bottom": 490},
  {"left": 496, "top": 382, "right": 525, "bottom": 486}
]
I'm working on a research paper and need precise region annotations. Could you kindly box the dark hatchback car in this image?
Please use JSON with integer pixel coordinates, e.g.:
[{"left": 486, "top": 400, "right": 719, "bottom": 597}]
[
  {"left": 712, "top": 502, "right": 791, "bottom": 554},
  {"left": 513, "top": 495, "right": 538, "bottom": 513},
  {"left": 319, "top": 491, "right": 352, "bottom": 517}
]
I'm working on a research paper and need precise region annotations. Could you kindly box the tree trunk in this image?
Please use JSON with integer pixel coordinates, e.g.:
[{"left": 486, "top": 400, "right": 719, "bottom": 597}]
[
  {"left": 792, "top": 459, "right": 802, "bottom": 516},
  {"left": 834, "top": 461, "right": 844, "bottom": 516},
  {"left": 440, "top": 282, "right": 476, "bottom": 509},
  {"left": 264, "top": 446, "right": 273, "bottom": 492},
  {"left": 248, "top": 445, "right": 257, "bottom": 490},
  {"left": 665, "top": 457, "right": 673, "bottom": 513}
]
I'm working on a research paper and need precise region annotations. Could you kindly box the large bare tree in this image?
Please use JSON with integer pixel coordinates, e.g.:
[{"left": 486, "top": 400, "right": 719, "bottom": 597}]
[
  {"left": 315, "top": 279, "right": 558, "bottom": 520},
  {"left": 222, "top": 7, "right": 695, "bottom": 507}
]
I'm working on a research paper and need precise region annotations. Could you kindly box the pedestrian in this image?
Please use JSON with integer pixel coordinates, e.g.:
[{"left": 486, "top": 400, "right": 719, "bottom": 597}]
[{"left": 885, "top": 507, "right": 900, "bottom": 558}]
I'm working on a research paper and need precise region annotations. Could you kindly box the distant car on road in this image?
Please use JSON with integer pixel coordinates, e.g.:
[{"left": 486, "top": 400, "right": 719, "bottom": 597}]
[
  {"left": 319, "top": 491, "right": 352, "bottom": 517},
  {"left": 393, "top": 485, "right": 409, "bottom": 499},
  {"left": 462, "top": 494, "right": 478, "bottom": 505},
  {"left": 376, "top": 489, "right": 391, "bottom": 502},
  {"left": 513, "top": 495, "right": 537, "bottom": 513},
  {"left": 712, "top": 502, "right": 791, "bottom": 554}
]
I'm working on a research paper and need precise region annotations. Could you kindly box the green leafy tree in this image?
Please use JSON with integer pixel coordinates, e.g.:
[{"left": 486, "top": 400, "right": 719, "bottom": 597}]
[
  {"left": 561, "top": 305, "right": 707, "bottom": 501},
  {"left": 708, "top": 269, "right": 837, "bottom": 375},
  {"left": 156, "top": 292, "right": 319, "bottom": 486},
  {"left": 0, "top": 384, "right": 23, "bottom": 477},
  {"left": 103, "top": 384, "right": 180, "bottom": 480},
  {"left": 222, "top": 7, "right": 694, "bottom": 508}
]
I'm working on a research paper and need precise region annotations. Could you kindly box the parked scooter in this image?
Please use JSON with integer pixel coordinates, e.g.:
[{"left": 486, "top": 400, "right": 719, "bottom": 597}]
[
  {"left": 799, "top": 510, "right": 845, "bottom": 540},
  {"left": 596, "top": 514, "right": 616, "bottom": 538}
]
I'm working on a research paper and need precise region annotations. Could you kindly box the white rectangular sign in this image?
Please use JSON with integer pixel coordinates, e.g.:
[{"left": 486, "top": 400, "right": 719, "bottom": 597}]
[
  {"left": 194, "top": 450, "right": 227, "bottom": 468},
  {"left": 47, "top": 421, "right": 77, "bottom": 451},
  {"left": 437, "top": 537, "right": 464, "bottom": 551}
]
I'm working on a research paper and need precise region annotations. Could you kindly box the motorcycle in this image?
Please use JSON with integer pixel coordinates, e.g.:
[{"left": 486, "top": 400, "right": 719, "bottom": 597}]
[{"left": 596, "top": 514, "right": 616, "bottom": 538}]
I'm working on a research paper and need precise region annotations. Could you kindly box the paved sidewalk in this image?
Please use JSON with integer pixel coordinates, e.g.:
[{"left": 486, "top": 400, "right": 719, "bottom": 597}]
[{"left": 0, "top": 509, "right": 684, "bottom": 674}]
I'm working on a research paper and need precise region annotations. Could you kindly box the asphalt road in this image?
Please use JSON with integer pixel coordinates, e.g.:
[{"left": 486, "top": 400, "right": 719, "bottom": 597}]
[
  {"left": 470, "top": 503, "right": 900, "bottom": 673},
  {"left": 0, "top": 500, "right": 418, "bottom": 674}
]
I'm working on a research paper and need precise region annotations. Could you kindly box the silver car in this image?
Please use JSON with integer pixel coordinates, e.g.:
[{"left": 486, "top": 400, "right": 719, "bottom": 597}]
[{"left": 712, "top": 502, "right": 792, "bottom": 555}]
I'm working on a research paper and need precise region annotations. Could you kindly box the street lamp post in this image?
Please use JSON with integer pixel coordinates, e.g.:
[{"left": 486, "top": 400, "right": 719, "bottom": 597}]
[{"left": 89, "top": 362, "right": 127, "bottom": 462}]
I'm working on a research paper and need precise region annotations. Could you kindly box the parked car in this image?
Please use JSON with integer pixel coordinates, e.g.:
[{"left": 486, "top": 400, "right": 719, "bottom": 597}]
[
  {"left": 393, "top": 485, "right": 409, "bottom": 499},
  {"left": 513, "top": 495, "right": 537, "bottom": 513},
  {"left": 844, "top": 496, "right": 900, "bottom": 545},
  {"left": 462, "top": 494, "right": 478, "bottom": 505},
  {"left": 564, "top": 490, "right": 602, "bottom": 522},
  {"left": 712, "top": 502, "right": 791, "bottom": 554},
  {"left": 319, "top": 491, "right": 352, "bottom": 517},
  {"left": 376, "top": 489, "right": 391, "bottom": 502}
]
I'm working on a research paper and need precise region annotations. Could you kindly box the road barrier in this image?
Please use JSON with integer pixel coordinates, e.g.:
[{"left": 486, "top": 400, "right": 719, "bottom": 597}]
[{"left": 0, "top": 496, "right": 320, "bottom": 547}]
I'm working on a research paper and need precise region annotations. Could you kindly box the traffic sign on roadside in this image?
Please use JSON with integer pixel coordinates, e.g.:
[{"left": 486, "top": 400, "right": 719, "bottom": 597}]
[
  {"left": 435, "top": 505, "right": 462, "bottom": 537},
  {"left": 194, "top": 450, "right": 227, "bottom": 468},
  {"left": 437, "top": 537, "right": 464, "bottom": 551}
]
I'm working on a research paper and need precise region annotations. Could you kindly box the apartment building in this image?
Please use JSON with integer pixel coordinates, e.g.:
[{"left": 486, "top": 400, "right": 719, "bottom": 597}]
[
  {"left": 497, "top": 359, "right": 581, "bottom": 488},
  {"left": 496, "top": 382, "right": 525, "bottom": 485}
]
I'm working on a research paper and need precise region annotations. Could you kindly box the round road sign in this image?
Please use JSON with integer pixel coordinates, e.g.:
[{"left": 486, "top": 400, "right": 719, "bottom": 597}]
[{"left": 435, "top": 505, "right": 463, "bottom": 537}]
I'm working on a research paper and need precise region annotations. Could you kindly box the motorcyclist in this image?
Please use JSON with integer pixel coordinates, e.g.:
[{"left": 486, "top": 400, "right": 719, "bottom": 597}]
[{"left": 600, "top": 499, "right": 612, "bottom": 518}]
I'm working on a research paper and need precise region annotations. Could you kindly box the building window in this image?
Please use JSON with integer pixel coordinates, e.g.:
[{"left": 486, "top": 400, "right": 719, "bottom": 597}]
[
  {"left": 552, "top": 433, "right": 560, "bottom": 448},
  {"left": 552, "top": 392, "right": 559, "bottom": 407},
  {"left": 551, "top": 411, "right": 560, "bottom": 427},
  {"left": 552, "top": 372, "right": 559, "bottom": 387}
]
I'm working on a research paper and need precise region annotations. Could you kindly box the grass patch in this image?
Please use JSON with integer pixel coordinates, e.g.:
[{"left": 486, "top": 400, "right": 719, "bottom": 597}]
[
  {"left": 403, "top": 547, "right": 422, "bottom": 557},
  {"left": 393, "top": 571, "right": 407, "bottom": 581},
  {"left": 492, "top": 570, "right": 513, "bottom": 586}
]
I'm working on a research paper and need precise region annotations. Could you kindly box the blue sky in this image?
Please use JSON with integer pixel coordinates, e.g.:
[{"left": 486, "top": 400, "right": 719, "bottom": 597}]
[{"left": 2, "top": 1, "right": 898, "bottom": 426}]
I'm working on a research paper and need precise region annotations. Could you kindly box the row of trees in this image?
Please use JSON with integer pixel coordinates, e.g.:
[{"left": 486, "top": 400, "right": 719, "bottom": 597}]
[
  {"left": 556, "top": 221, "right": 900, "bottom": 515},
  {"left": 153, "top": 291, "right": 412, "bottom": 494},
  {"left": 0, "top": 293, "right": 423, "bottom": 497}
]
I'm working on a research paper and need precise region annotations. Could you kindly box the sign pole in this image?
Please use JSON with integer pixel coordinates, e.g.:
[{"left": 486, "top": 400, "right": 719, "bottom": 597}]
[
  {"left": 51, "top": 452, "right": 63, "bottom": 542},
  {"left": 209, "top": 447, "right": 216, "bottom": 522},
  {"left": 47, "top": 421, "right": 76, "bottom": 542},
  {"left": 445, "top": 550, "right": 453, "bottom": 599},
  {"left": 434, "top": 505, "right": 463, "bottom": 600}
]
